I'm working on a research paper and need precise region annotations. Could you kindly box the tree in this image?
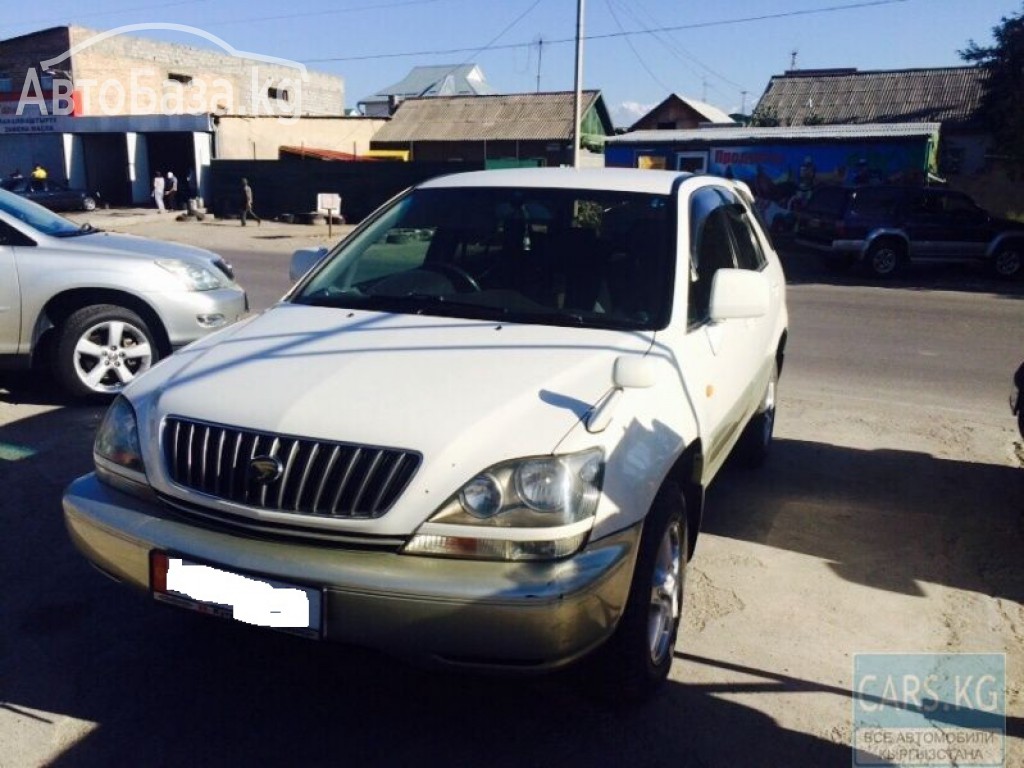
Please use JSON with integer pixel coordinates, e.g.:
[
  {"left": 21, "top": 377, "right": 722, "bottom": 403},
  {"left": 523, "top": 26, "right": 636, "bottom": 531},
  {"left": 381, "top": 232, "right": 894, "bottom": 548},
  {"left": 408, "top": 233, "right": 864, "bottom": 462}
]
[
  {"left": 748, "top": 105, "right": 780, "bottom": 127},
  {"left": 961, "top": 5, "right": 1024, "bottom": 175}
]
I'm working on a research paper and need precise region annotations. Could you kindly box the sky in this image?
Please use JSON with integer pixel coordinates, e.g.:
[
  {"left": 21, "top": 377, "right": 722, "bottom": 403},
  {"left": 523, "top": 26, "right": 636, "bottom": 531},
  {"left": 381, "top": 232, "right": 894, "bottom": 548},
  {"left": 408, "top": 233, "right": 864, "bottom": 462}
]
[{"left": 2, "top": 0, "right": 1022, "bottom": 126}]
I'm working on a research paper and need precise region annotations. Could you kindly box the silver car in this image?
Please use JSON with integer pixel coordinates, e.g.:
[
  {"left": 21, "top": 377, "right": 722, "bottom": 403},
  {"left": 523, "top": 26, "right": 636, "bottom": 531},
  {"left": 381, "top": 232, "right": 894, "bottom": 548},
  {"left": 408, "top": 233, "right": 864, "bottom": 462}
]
[{"left": 0, "top": 188, "right": 247, "bottom": 397}]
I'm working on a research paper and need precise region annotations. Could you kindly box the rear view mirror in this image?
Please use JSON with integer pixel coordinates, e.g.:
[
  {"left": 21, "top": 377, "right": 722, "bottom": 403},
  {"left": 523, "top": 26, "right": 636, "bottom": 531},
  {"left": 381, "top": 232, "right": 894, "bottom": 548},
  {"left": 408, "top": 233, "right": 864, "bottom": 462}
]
[
  {"left": 289, "top": 246, "right": 328, "bottom": 283},
  {"left": 709, "top": 269, "right": 769, "bottom": 321}
]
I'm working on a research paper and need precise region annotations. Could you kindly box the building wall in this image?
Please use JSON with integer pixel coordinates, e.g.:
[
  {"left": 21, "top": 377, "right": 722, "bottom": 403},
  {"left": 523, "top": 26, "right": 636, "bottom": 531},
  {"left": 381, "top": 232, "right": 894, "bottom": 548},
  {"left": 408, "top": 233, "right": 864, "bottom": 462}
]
[
  {"left": 631, "top": 99, "right": 705, "bottom": 131},
  {"left": 0, "top": 27, "right": 72, "bottom": 115},
  {"left": 68, "top": 26, "right": 343, "bottom": 118},
  {"left": 215, "top": 116, "right": 386, "bottom": 160},
  {"left": 373, "top": 139, "right": 571, "bottom": 166}
]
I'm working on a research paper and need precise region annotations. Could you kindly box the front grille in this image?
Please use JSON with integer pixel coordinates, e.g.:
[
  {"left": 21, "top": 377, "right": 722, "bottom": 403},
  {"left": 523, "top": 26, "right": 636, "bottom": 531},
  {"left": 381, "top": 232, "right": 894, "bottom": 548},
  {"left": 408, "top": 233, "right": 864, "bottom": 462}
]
[{"left": 162, "top": 417, "right": 421, "bottom": 519}]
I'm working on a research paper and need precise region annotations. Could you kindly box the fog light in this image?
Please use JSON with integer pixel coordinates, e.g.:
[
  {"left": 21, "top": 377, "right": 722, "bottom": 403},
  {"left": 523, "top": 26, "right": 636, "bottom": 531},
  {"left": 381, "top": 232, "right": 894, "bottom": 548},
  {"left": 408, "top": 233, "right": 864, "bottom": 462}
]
[{"left": 196, "top": 313, "right": 226, "bottom": 328}]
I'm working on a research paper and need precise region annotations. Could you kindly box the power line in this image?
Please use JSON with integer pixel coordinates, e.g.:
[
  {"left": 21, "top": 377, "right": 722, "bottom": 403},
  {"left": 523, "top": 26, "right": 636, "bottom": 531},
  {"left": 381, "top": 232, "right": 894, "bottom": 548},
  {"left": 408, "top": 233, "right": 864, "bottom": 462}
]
[
  {"left": 0, "top": 0, "right": 208, "bottom": 37},
  {"left": 603, "top": 0, "right": 673, "bottom": 94},
  {"left": 304, "top": 0, "right": 912, "bottom": 64}
]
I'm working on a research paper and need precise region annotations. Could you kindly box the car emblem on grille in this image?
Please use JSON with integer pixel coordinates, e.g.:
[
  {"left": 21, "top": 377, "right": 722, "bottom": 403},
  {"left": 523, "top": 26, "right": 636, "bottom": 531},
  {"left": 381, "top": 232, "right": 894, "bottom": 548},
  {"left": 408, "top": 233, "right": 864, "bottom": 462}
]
[{"left": 249, "top": 455, "right": 283, "bottom": 485}]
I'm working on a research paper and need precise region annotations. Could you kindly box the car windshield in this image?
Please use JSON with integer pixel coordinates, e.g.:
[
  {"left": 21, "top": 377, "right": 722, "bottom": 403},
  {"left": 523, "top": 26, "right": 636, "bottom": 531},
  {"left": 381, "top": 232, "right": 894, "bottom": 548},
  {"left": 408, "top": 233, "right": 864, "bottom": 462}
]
[
  {"left": 293, "top": 186, "right": 675, "bottom": 331},
  {"left": 0, "top": 186, "right": 89, "bottom": 237}
]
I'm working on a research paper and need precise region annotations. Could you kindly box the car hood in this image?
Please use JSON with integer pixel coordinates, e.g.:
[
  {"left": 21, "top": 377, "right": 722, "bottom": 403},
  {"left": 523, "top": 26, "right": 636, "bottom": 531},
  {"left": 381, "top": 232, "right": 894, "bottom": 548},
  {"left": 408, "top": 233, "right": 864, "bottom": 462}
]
[
  {"left": 132, "top": 304, "right": 653, "bottom": 531},
  {"left": 49, "top": 231, "right": 222, "bottom": 266}
]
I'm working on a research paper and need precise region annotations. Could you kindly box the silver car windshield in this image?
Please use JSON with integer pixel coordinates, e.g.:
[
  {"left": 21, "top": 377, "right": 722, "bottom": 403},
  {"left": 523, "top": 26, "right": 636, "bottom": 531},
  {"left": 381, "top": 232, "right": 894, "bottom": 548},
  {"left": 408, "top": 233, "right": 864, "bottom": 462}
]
[
  {"left": 0, "top": 187, "right": 86, "bottom": 237},
  {"left": 293, "top": 186, "right": 675, "bottom": 331}
]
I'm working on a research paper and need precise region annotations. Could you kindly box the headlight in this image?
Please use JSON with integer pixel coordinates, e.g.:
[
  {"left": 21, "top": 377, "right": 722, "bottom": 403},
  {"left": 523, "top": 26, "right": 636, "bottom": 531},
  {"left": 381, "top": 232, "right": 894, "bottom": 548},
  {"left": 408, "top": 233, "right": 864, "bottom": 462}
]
[
  {"left": 94, "top": 396, "right": 153, "bottom": 499},
  {"left": 403, "top": 448, "right": 603, "bottom": 561},
  {"left": 156, "top": 259, "right": 226, "bottom": 291}
]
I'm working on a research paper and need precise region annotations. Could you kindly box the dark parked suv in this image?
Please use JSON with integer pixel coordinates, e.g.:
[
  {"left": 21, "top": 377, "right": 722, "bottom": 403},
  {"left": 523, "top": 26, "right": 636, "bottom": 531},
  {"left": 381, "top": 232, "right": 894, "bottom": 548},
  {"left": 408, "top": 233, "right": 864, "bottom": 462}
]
[{"left": 795, "top": 185, "right": 1024, "bottom": 279}]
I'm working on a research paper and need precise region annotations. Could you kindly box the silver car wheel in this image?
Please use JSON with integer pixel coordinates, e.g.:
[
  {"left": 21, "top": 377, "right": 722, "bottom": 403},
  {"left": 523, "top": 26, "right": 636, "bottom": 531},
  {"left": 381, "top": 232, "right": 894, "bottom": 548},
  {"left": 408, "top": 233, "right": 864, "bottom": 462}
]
[
  {"left": 73, "top": 319, "right": 154, "bottom": 393},
  {"left": 647, "top": 518, "right": 683, "bottom": 665}
]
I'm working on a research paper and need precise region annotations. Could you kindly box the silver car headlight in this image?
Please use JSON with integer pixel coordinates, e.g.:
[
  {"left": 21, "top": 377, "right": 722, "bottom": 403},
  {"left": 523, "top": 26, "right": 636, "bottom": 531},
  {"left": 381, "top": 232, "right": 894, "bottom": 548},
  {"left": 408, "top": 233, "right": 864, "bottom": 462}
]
[
  {"left": 94, "top": 396, "right": 154, "bottom": 499},
  {"left": 156, "top": 259, "right": 226, "bottom": 291},
  {"left": 403, "top": 448, "right": 604, "bottom": 561}
]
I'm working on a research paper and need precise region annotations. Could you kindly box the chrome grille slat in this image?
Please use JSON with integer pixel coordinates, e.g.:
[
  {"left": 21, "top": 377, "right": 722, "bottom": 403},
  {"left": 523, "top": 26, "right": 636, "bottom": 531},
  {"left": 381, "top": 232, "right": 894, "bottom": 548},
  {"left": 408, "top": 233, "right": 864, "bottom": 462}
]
[
  {"left": 292, "top": 444, "right": 319, "bottom": 512},
  {"left": 329, "top": 448, "right": 363, "bottom": 515},
  {"left": 162, "top": 417, "right": 419, "bottom": 520}
]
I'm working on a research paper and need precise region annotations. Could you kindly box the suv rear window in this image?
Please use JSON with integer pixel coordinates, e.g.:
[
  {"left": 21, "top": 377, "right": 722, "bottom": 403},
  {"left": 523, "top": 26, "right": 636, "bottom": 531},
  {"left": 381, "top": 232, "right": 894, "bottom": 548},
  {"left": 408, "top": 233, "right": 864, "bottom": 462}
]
[{"left": 803, "top": 187, "right": 849, "bottom": 218}]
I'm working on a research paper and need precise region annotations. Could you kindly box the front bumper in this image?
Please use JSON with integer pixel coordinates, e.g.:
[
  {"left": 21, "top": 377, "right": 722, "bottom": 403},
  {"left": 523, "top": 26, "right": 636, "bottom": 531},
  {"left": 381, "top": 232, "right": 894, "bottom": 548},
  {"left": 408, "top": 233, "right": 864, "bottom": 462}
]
[
  {"left": 155, "top": 286, "right": 249, "bottom": 348},
  {"left": 63, "top": 473, "right": 640, "bottom": 669}
]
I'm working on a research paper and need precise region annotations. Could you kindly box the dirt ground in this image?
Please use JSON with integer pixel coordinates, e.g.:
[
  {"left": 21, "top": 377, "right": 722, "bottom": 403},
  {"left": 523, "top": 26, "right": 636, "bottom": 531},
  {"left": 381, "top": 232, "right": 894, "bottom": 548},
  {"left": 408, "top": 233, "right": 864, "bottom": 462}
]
[{"left": 2, "top": 206, "right": 1020, "bottom": 766}]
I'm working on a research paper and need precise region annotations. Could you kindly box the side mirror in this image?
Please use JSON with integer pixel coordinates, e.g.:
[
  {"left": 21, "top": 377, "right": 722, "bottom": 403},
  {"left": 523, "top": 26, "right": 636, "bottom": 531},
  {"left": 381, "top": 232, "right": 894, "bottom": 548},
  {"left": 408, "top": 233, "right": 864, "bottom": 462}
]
[
  {"left": 587, "top": 355, "right": 657, "bottom": 433},
  {"left": 289, "top": 246, "right": 328, "bottom": 283},
  {"left": 612, "top": 355, "right": 655, "bottom": 389},
  {"left": 709, "top": 268, "right": 769, "bottom": 321}
]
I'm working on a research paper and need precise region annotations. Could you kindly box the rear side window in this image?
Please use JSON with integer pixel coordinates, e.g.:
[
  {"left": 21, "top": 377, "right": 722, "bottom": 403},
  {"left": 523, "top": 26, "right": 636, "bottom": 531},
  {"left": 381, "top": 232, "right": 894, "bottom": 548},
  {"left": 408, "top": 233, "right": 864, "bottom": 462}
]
[
  {"left": 849, "top": 188, "right": 903, "bottom": 217},
  {"left": 804, "top": 187, "right": 849, "bottom": 217}
]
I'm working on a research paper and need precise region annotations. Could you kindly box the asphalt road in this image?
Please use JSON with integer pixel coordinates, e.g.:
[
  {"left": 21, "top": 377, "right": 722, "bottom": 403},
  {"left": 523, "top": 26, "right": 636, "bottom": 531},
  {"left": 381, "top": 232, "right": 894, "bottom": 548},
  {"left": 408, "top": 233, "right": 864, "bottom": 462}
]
[{"left": 1, "top": 239, "right": 1021, "bottom": 767}]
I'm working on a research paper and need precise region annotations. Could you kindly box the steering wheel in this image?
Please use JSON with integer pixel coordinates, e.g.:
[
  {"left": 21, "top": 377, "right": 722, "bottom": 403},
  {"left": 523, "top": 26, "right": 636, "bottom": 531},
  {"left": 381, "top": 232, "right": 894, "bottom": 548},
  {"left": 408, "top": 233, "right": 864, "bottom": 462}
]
[{"left": 421, "top": 262, "right": 482, "bottom": 292}]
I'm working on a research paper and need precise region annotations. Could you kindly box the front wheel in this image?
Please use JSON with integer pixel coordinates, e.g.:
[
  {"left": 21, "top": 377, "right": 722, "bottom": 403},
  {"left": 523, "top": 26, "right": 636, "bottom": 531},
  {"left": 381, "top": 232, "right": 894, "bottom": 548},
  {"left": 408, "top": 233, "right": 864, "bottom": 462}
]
[
  {"left": 990, "top": 244, "right": 1023, "bottom": 280},
  {"left": 81, "top": 196, "right": 97, "bottom": 212},
  {"left": 593, "top": 483, "right": 687, "bottom": 702},
  {"left": 865, "top": 239, "right": 904, "bottom": 278},
  {"left": 53, "top": 304, "right": 159, "bottom": 398}
]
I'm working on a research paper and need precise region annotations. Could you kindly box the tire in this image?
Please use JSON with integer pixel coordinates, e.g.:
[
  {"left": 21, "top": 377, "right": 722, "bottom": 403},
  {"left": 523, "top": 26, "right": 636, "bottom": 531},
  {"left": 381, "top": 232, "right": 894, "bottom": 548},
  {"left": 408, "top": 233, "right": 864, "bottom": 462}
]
[
  {"left": 737, "top": 361, "right": 778, "bottom": 468},
  {"left": 865, "top": 239, "right": 904, "bottom": 278},
  {"left": 594, "top": 483, "right": 687, "bottom": 702},
  {"left": 82, "top": 196, "right": 97, "bottom": 212},
  {"left": 53, "top": 304, "right": 159, "bottom": 398},
  {"left": 990, "top": 244, "right": 1023, "bottom": 280}
]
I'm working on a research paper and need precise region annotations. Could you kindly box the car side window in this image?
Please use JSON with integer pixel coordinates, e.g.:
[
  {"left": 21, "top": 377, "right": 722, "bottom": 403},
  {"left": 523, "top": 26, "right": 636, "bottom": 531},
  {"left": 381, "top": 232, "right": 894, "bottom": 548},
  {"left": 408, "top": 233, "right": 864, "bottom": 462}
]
[
  {"left": 688, "top": 187, "right": 738, "bottom": 327},
  {"left": 717, "top": 190, "right": 767, "bottom": 271}
]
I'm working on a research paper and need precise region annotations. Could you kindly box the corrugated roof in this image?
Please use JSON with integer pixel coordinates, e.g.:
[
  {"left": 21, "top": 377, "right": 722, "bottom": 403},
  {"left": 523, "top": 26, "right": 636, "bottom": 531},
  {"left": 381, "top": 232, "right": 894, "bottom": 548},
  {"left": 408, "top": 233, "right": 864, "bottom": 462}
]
[
  {"left": 679, "top": 96, "right": 734, "bottom": 124},
  {"left": 754, "top": 67, "right": 987, "bottom": 127},
  {"left": 609, "top": 122, "right": 941, "bottom": 144},
  {"left": 372, "top": 91, "right": 608, "bottom": 142},
  {"left": 359, "top": 64, "right": 495, "bottom": 106}
]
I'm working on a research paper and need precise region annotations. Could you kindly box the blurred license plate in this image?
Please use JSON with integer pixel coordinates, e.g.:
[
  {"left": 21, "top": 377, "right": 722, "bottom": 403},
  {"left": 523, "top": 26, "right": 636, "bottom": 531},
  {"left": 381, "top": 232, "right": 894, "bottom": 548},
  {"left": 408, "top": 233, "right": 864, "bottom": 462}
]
[{"left": 150, "top": 552, "right": 322, "bottom": 638}]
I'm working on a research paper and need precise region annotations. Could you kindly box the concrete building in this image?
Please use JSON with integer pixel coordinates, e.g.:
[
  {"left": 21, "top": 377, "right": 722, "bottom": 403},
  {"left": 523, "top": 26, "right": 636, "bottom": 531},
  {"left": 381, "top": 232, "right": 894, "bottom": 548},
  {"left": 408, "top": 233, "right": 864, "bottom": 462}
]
[{"left": 0, "top": 25, "right": 348, "bottom": 205}]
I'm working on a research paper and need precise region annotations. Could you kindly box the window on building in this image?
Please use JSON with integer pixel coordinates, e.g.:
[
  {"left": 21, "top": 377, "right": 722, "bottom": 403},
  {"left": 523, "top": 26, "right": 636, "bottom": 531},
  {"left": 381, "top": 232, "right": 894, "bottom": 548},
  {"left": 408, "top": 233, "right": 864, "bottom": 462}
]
[
  {"left": 656, "top": 120, "right": 677, "bottom": 129},
  {"left": 268, "top": 87, "right": 289, "bottom": 102},
  {"left": 0, "top": 74, "right": 11, "bottom": 93},
  {"left": 167, "top": 73, "right": 193, "bottom": 85}
]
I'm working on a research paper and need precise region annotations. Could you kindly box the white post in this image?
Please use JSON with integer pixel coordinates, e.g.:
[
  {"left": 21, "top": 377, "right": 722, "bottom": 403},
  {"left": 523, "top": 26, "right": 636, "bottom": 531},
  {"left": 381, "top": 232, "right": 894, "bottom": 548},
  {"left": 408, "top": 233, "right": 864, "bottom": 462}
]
[{"left": 572, "top": 0, "right": 585, "bottom": 168}]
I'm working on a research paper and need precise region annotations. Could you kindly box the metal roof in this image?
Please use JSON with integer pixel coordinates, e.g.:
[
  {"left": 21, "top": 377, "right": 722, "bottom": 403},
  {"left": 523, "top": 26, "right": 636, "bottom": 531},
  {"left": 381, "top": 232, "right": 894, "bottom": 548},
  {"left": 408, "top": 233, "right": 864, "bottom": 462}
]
[
  {"left": 754, "top": 67, "right": 987, "bottom": 128},
  {"left": 609, "top": 122, "right": 942, "bottom": 145},
  {"left": 372, "top": 91, "right": 610, "bottom": 142},
  {"left": 358, "top": 64, "right": 495, "bottom": 106}
]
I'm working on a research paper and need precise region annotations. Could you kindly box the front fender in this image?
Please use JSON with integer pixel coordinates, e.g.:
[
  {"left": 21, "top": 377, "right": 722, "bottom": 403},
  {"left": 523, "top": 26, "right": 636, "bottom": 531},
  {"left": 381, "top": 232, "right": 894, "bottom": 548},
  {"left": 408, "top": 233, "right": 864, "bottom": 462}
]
[{"left": 861, "top": 228, "right": 909, "bottom": 259}]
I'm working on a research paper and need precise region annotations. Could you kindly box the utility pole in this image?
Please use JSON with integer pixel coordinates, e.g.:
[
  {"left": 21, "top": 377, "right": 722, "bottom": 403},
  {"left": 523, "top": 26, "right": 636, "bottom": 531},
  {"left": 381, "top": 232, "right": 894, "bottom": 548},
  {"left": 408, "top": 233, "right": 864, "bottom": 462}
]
[
  {"left": 741, "top": 90, "right": 748, "bottom": 115},
  {"left": 536, "top": 37, "right": 544, "bottom": 93},
  {"left": 790, "top": 49, "right": 799, "bottom": 70},
  {"left": 572, "top": 0, "right": 585, "bottom": 168}
]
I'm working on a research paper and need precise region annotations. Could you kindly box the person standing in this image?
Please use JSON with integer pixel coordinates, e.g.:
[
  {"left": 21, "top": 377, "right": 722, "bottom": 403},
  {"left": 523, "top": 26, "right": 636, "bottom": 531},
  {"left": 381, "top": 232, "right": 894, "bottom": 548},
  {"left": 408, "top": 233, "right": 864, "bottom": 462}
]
[
  {"left": 152, "top": 171, "right": 165, "bottom": 213},
  {"left": 241, "top": 177, "right": 261, "bottom": 226},
  {"left": 164, "top": 171, "right": 178, "bottom": 211}
]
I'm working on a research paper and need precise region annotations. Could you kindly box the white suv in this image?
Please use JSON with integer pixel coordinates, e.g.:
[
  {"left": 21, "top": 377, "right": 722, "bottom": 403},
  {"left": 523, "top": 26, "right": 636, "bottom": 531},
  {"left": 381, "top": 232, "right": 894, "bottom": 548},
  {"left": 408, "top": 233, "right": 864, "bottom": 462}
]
[{"left": 64, "top": 168, "right": 787, "bottom": 698}]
